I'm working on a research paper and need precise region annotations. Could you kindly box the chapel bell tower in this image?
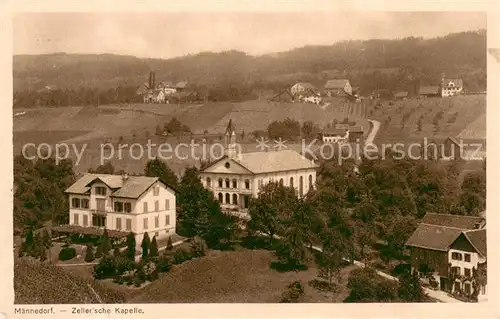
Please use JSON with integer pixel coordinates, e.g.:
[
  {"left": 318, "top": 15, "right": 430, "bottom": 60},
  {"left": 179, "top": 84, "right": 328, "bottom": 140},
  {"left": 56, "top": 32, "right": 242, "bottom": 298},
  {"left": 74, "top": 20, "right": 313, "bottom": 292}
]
[{"left": 224, "top": 119, "right": 237, "bottom": 158}]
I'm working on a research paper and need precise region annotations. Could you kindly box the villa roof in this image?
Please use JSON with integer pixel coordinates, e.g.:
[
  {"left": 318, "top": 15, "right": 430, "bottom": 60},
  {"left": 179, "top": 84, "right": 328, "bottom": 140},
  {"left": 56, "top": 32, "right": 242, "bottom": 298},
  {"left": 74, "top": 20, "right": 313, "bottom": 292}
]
[
  {"left": 65, "top": 173, "right": 164, "bottom": 199},
  {"left": 235, "top": 150, "right": 318, "bottom": 174},
  {"left": 464, "top": 229, "right": 487, "bottom": 257}
]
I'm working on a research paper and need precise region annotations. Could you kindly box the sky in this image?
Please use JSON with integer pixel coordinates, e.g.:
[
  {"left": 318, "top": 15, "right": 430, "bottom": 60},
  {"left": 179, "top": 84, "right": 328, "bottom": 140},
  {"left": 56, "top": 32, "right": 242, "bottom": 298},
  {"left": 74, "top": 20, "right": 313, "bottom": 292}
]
[{"left": 13, "top": 12, "right": 486, "bottom": 59}]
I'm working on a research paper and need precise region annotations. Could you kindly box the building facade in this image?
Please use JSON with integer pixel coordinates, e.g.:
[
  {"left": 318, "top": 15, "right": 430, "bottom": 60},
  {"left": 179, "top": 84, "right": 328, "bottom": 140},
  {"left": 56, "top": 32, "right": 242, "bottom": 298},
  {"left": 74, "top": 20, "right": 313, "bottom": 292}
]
[
  {"left": 291, "top": 82, "right": 315, "bottom": 96},
  {"left": 65, "top": 174, "right": 176, "bottom": 247},
  {"left": 406, "top": 213, "right": 487, "bottom": 301},
  {"left": 199, "top": 120, "right": 318, "bottom": 214},
  {"left": 324, "top": 79, "right": 352, "bottom": 97},
  {"left": 441, "top": 78, "right": 464, "bottom": 97}
]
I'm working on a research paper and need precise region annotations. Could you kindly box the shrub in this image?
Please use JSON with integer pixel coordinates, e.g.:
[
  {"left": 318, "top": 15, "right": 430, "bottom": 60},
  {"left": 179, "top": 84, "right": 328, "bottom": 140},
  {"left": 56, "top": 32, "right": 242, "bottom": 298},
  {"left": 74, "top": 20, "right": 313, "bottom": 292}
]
[
  {"left": 309, "top": 279, "right": 338, "bottom": 292},
  {"left": 84, "top": 244, "right": 95, "bottom": 262},
  {"left": 189, "top": 238, "right": 206, "bottom": 258},
  {"left": 172, "top": 249, "right": 192, "bottom": 265},
  {"left": 156, "top": 256, "right": 172, "bottom": 273},
  {"left": 280, "top": 281, "right": 304, "bottom": 303},
  {"left": 166, "top": 237, "right": 174, "bottom": 251},
  {"left": 95, "top": 245, "right": 103, "bottom": 258},
  {"left": 58, "top": 246, "right": 77, "bottom": 261},
  {"left": 94, "top": 256, "right": 117, "bottom": 280}
]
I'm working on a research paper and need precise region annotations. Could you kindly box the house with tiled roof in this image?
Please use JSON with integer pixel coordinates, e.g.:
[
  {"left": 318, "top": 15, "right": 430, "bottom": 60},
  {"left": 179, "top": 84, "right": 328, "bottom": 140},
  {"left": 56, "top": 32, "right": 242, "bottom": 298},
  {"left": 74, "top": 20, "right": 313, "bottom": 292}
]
[
  {"left": 290, "top": 82, "right": 316, "bottom": 96},
  {"left": 199, "top": 119, "right": 318, "bottom": 214},
  {"left": 406, "top": 213, "right": 487, "bottom": 301},
  {"left": 321, "top": 125, "right": 365, "bottom": 144},
  {"left": 419, "top": 85, "right": 441, "bottom": 98},
  {"left": 441, "top": 78, "right": 464, "bottom": 97},
  {"left": 64, "top": 173, "right": 177, "bottom": 247},
  {"left": 324, "top": 79, "right": 352, "bottom": 97}
]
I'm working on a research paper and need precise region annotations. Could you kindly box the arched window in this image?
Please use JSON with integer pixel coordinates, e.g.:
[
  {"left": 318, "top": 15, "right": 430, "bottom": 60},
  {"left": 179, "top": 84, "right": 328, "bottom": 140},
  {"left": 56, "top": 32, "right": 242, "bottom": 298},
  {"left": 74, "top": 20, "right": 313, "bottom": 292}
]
[
  {"left": 279, "top": 178, "right": 284, "bottom": 185},
  {"left": 308, "top": 175, "right": 313, "bottom": 190},
  {"left": 299, "top": 176, "right": 304, "bottom": 196},
  {"left": 218, "top": 193, "right": 223, "bottom": 202},
  {"left": 290, "top": 177, "right": 294, "bottom": 188},
  {"left": 225, "top": 193, "right": 230, "bottom": 204},
  {"left": 207, "top": 177, "right": 212, "bottom": 187},
  {"left": 232, "top": 194, "right": 238, "bottom": 205},
  {"left": 218, "top": 178, "right": 223, "bottom": 188},
  {"left": 232, "top": 179, "right": 237, "bottom": 188},
  {"left": 245, "top": 179, "right": 250, "bottom": 189},
  {"left": 225, "top": 178, "right": 230, "bottom": 188}
]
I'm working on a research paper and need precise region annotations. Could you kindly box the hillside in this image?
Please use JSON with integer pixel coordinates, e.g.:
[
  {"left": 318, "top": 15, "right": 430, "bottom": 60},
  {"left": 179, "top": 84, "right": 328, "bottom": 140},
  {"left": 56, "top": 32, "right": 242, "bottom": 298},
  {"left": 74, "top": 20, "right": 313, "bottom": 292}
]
[
  {"left": 14, "top": 258, "right": 126, "bottom": 304},
  {"left": 14, "top": 30, "right": 486, "bottom": 95}
]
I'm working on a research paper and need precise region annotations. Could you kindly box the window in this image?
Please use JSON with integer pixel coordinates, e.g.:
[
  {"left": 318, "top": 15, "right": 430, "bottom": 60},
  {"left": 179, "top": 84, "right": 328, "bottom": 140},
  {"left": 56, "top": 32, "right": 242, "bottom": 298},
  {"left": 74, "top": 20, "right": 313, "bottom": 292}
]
[
  {"left": 225, "top": 193, "right": 230, "bottom": 204},
  {"left": 225, "top": 178, "right": 230, "bottom": 188},
  {"left": 124, "top": 202, "right": 132, "bottom": 213},
  {"left": 116, "top": 218, "right": 122, "bottom": 230},
  {"left": 225, "top": 162, "right": 230, "bottom": 169},
  {"left": 464, "top": 253, "right": 471, "bottom": 262},
  {"left": 218, "top": 178, "right": 223, "bottom": 188},
  {"left": 153, "top": 186, "right": 160, "bottom": 196},
  {"left": 72, "top": 198, "right": 80, "bottom": 208},
  {"left": 165, "top": 214, "right": 170, "bottom": 226},
  {"left": 155, "top": 200, "right": 159, "bottom": 212},
  {"left": 232, "top": 179, "right": 237, "bottom": 188},
  {"left": 155, "top": 216, "right": 159, "bottom": 228},
  {"left": 143, "top": 202, "right": 148, "bottom": 213},
  {"left": 165, "top": 199, "right": 170, "bottom": 210},
  {"left": 245, "top": 179, "right": 250, "bottom": 189},
  {"left": 233, "top": 194, "right": 238, "bottom": 205},
  {"left": 464, "top": 268, "right": 471, "bottom": 277},
  {"left": 290, "top": 177, "right": 294, "bottom": 188},
  {"left": 464, "top": 283, "right": 471, "bottom": 294},
  {"left": 143, "top": 218, "right": 148, "bottom": 230},
  {"left": 92, "top": 214, "right": 106, "bottom": 227},
  {"left": 73, "top": 213, "right": 79, "bottom": 225},
  {"left": 218, "top": 193, "right": 223, "bottom": 202},
  {"left": 95, "top": 186, "right": 106, "bottom": 196},
  {"left": 126, "top": 218, "right": 132, "bottom": 231},
  {"left": 83, "top": 215, "right": 88, "bottom": 226},
  {"left": 451, "top": 252, "right": 462, "bottom": 261},
  {"left": 451, "top": 266, "right": 461, "bottom": 276},
  {"left": 114, "top": 201, "right": 123, "bottom": 212},
  {"left": 299, "top": 176, "right": 304, "bottom": 196},
  {"left": 81, "top": 198, "right": 89, "bottom": 209},
  {"left": 206, "top": 177, "right": 212, "bottom": 187}
]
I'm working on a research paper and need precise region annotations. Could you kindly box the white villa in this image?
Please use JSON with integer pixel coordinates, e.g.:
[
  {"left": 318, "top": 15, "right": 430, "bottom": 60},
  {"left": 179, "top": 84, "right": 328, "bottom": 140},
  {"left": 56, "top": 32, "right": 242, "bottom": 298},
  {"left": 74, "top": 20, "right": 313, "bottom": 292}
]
[
  {"left": 64, "top": 173, "right": 176, "bottom": 247},
  {"left": 199, "top": 120, "right": 318, "bottom": 214}
]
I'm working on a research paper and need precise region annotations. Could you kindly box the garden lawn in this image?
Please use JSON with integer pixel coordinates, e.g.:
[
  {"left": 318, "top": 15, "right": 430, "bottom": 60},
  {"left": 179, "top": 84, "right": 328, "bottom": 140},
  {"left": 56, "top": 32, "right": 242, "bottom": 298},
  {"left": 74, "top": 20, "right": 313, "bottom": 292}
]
[{"left": 131, "top": 248, "right": 356, "bottom": 303}]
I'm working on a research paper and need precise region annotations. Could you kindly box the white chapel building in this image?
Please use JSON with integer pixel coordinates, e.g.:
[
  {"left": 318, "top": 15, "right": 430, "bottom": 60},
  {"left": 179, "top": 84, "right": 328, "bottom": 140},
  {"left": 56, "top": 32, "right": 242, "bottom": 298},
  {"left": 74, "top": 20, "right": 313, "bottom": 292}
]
[{"left": 199, "top": 120, "right": 318, "bottom": 213}]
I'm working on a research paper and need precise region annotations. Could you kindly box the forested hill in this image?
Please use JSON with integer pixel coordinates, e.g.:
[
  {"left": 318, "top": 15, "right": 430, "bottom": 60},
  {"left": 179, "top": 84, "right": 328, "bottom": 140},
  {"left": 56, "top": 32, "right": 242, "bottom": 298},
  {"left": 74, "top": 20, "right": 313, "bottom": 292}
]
[{"left": 14, "top": 30, "right": 486, "bottom": 95}]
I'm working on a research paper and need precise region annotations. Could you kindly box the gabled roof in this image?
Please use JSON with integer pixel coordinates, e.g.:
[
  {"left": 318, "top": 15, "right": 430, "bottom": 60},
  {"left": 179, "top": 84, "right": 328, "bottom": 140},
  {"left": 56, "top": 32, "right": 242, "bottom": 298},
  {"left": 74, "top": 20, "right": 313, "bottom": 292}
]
[
  {"left": 202, "top": 150, "right": 318, "bottom": 174},
  {"left": 443, "top": 79, "right": 463, "bottom": 88},
  {"left": 65, "top": 173, "right": 166, "bottom": 199},
  {"left": 464, "top": 228, "right": 487, "bottom": 257},
  {"left": 406, "top": 223, "right": 463, "bottom": 251},
  {"left": 294, "top": 82, "right": 315, "bottom": 89},
  {"left": 421, "top": 213, "right": 485, "bottom": 230},
  {"left": 322, "top": 128, "right": 348, "bottom": 136},
  {"left": 269, "top": 89, "right": 294, "bottom": 101},
  {"left": 175, "top": 81, "right": 188, "bottom": 89},
  {"left": 419, "top": 85, "right": 440, "bottom": 95},
  {"left": 325, "top": 79, "right": 349, "bottom": 89},
  {"left": 394, "top": 91, "right": 408, "bottom": 98}
]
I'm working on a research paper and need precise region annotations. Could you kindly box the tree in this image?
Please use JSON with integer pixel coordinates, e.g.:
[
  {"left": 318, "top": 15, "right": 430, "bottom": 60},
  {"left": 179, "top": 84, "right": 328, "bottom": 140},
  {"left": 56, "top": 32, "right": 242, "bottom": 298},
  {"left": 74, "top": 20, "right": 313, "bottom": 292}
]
[
  {"left": 398, "top": 269, "right": 426, "bottom": 302},
  {"left": 84, "top": 244, "right": 95, "bottom": 262},
  {"left": 99, "top": 229, "right": 112, "bottom": 256},
  {"left": 280, "top": 281, "right": 305, "bottom": 303},
  {"left": 21, "top": 229, "right": 34, "bottom": 256},
  {"left": 345, "top": 267, "right": 398, "bottom": 302},
  {"left": 166, "top": 236, "right": 173, "bottom": 251},
  {"left": 248, "top": 182, "right": 296, "bottom": 243},
  {"left": 144, "top": 158, "right": 178, "bottom": 189},
  {"left": 149, "top": 236, "right": 159, "bottom": 258},
  {"left": 141, "top": 232, "right": 151, "bottom": 260},
  {"left": 93, "top": 162, "right": 115, "bottom": 174},
  {"left": 126, "top": 232, "right": 136, "bottom": 260},
  {"left": 42, "top": 229, "right": 51, "bottom": 248},
  {"left": 316, "top": 229, "right": 349, "bottom": 287}
]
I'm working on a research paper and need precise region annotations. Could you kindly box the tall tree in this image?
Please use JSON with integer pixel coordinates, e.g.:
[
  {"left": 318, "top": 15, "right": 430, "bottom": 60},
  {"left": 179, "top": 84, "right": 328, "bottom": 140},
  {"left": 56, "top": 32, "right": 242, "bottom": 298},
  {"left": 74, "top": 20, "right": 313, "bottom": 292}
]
[
  {"left": 141, "top": 232, "right": 151, "bottom": 260},
  {"left": 144, "top": 158, "right": 178, "bottom": 189},
  {"left": 149, "top": 236, "right": 159, "bottom": 258},
  {"left": 126, "top": 232, "right": 136, "bottom": 260}
]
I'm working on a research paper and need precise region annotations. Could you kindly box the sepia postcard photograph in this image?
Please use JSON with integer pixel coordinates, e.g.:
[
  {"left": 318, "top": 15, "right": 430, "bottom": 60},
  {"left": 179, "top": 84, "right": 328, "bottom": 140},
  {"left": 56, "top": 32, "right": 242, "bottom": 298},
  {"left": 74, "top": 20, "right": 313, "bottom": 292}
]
[{"left": 3, "top": 1, "right": 500, "bottom": 318}]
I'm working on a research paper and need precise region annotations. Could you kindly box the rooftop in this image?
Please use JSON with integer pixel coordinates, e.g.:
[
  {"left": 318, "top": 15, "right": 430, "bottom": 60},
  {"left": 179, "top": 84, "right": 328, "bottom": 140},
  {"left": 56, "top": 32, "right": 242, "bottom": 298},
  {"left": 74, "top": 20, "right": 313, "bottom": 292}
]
[
  {"left": 65, "top": 173, "right": 162, "bottom": 199},
  {"left": 325, "top": 79, "right": 349, "bottom": 89},
  {"left": 421, "top": 213, "right": 485, "bottom": 230},
  {"left": 233, "top": 149, "right": 318, "bottom": 174},
  {"left": 464, "top": 228, "right": 487, "bottom": 257},
  {"left": 406, "top": 223, "right": 463, "bottom": 251}
]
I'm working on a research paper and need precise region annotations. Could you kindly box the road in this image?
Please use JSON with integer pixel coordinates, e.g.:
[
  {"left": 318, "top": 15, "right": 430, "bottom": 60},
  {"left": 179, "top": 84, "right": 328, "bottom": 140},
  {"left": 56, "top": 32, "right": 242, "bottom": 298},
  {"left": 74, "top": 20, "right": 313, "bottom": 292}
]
[{"left": 365, "top": 119, "right": 381, "bottom": 145}]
